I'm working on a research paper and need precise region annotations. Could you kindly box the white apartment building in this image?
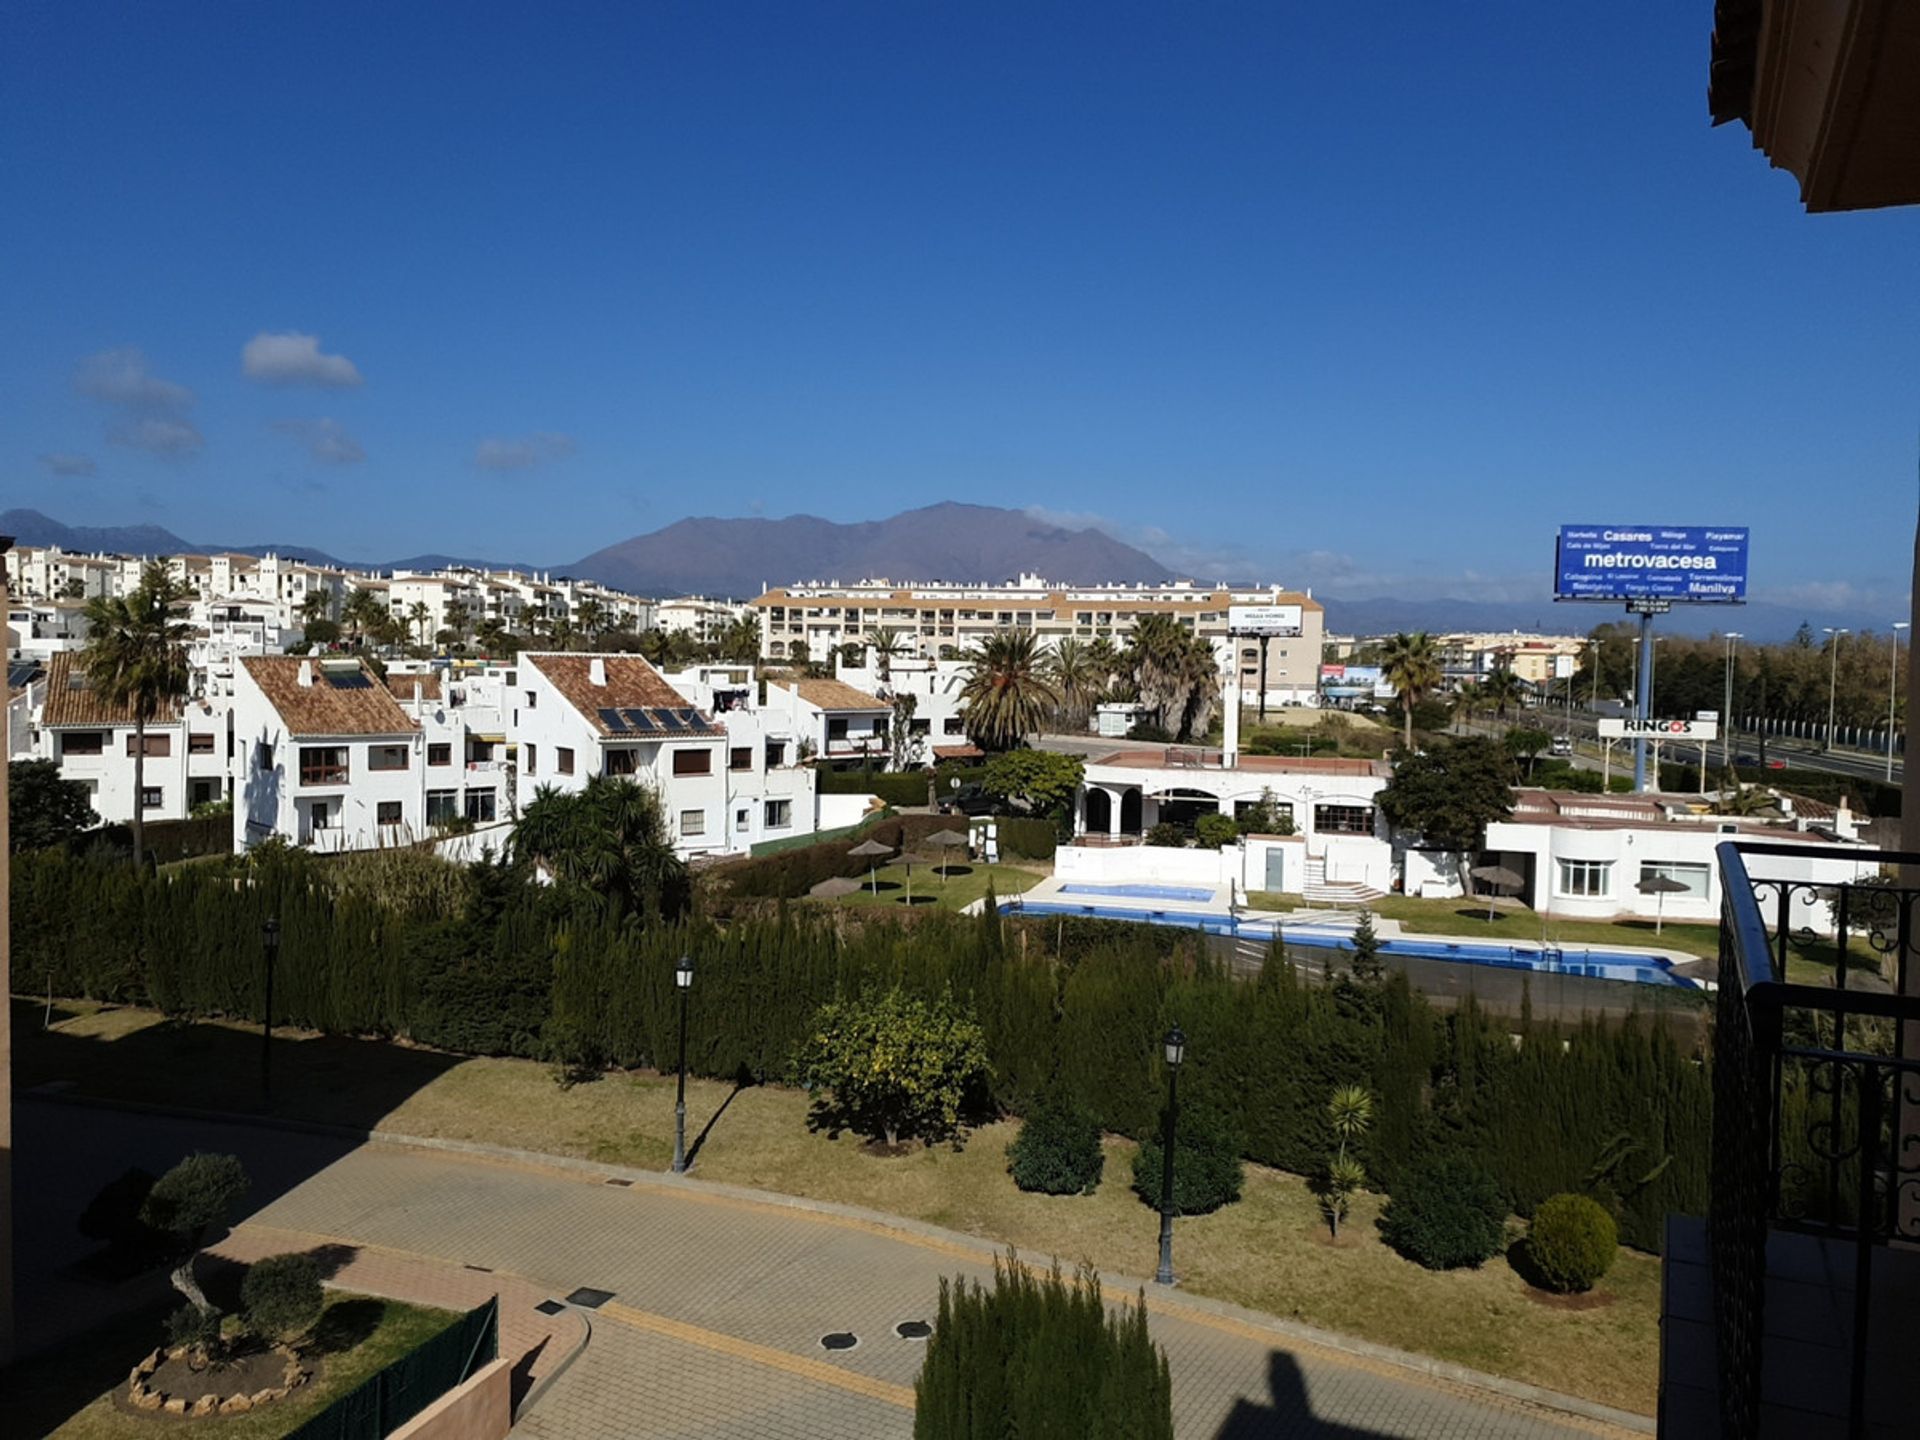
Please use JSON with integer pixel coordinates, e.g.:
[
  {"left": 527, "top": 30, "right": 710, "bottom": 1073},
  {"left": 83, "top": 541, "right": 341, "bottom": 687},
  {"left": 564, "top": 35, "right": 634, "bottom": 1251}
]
[
  {"left": 832, "top": 655, "right": 976, "bottom": 767},
  {"left": 1431, "top": 632, "right": 1587, "bottom": 692},
  {"left": 383, "top": 664, "right": 513, "bottom": 830},
  {"left": 34, "top": 652, "right": 231, "bottom": 823},
  {"left": 763, "top": 677, "right": 894, "bottom": 772},
  {"left": 750, "top": 575, "right": 1326, "bottom": 705},
  {"left": 660, "top": 665, "right": 818, "bottom": 849},
  {"left": 6, "top": 599, "right": 91, "bottom": 663},
  {"left": 233, "top": 655, "right": 428, "bottom": 852},
  {"left": 656, "top": 595, "right": 747, "bottom": 644},
  {"left": 514, "top": 652, "right": 735, "bottom": 858},
  {"left": 5, "top": 546, "right": 121, "bottom": 600}
]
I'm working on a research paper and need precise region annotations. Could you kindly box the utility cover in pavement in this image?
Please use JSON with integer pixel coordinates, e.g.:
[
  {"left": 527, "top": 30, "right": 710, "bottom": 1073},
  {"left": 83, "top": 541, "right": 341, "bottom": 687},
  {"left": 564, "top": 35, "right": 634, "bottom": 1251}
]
[
  {"left": 535, "top": 1300, "right": 566, "bottom": 1316},
  {"left": 566, "top": 1287, "right": 616, "bottom": 1309},
  {"left": 820, "top": 1332, "right": 859, "bottom": 1351},
  {"left": 895, "top": 1321, "right": 932, "bottom": 1340}
]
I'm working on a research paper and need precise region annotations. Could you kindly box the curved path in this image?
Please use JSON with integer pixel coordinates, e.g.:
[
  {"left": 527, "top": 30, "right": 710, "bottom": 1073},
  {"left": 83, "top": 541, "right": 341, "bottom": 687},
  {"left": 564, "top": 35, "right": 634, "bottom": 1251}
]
[{"left": 18, "top": 1102, "right": 1645, "bottom": 1440}]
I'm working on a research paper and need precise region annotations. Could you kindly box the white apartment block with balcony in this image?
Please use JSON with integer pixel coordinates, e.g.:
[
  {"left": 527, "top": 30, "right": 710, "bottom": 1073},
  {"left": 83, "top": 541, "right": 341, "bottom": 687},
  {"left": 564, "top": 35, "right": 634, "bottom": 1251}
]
[
  {"left": 6, "top": 598, "right": 91, "bottom": 663},
  {"left": 750, "top": 576, "right": 1326, "bottom": 706},
  {"left": 660, "top": 665, "right": 819, "bottom": 849},
  {"left": 763, "top": 677, "right": 893, "bottom": 772},
  {"left": 31, "top": 652, "right": 227, "bottom": 824},
  {"left": 6, "top": 546, "right": 121, "bottom": 601},
  {"left": 233, "top": 655, "right": 428, "bottom": 852},
  {"left": 514, "top": 652, "right": 733, "bottom": 858},
  {"left": 381, "top": 664, "right": 514, "bottom": 830},
  {"left": 656, "top": 595, "right": 747, "bottom": 644},
  {"left": 831, "top": 655, "right": 976, "bottom": 767}
]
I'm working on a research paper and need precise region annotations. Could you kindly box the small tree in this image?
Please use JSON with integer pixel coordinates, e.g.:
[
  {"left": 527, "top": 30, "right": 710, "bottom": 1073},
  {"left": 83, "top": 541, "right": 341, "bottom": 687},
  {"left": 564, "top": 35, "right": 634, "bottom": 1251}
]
[
  {"left": 1316, "top": 1085, "right": 1373, "bottom": 1238},
  {"left": 1008, "top": 1092, "right": 1104, "bottom": 1195},
  {"left": 1234, "top": 788, "right": 1295, "bottom": 837},
  {"left": 1504, "top": 727, "right": 1553, "bottom": 780},
  {"left": 1194, "top": 812, "right": 1239, "bottom": 849},
  {"left": 1376, "top": 736, "right": 1515, "bottom": 888},
  {"left": 796, "top": 989, "right": 989, "bottom": 1147},
  {"left": 981, "top": 749, "right": 1084, "bottom": 820},
  {"left": 1380, "top": 1155, "right": 1506, "bottom": 1270},
  {"left": 914, "top": 1259, "right": 1171, "bottom": 1440},
  {"left": 1130, "top": 1108, "right": 1244, "bottom": 1215},
  {"left": 1526, "top": 1193, "right": 1618, "bottom": 1294},
  {"left": 140, "top": 1154, "right": 249, "bottom": 1319},
  {"left": 242, "top": 1253, "right": 326, "bottom": 1345},
  {"left": 10, "top": 759, "right": 99, "bottom": 851}
]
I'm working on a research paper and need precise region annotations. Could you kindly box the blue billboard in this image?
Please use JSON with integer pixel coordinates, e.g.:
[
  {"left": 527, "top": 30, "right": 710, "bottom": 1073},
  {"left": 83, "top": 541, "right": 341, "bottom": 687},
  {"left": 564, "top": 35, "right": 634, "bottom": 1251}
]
[{"left": 1554, "top": 525, "right": 1749, "bottom": 604}]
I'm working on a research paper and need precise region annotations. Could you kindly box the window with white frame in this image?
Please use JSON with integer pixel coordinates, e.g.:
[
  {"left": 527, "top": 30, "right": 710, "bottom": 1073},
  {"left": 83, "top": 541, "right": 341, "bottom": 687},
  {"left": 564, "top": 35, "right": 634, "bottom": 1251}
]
[
  {"left": 764, "top": 799, "right": 792, "bottom": 829},
  {"left": 680, "top": 809, "right": 706, "bottom": 837},
  {"left": 1638, "top": 860, "right": 1710, "bottom": 901},
  {"left": 735, "top": 807, "right": 750, "bottom": 832},
  {"left": 1556, "top": 858, "right": 1612, "bottom": 898}
]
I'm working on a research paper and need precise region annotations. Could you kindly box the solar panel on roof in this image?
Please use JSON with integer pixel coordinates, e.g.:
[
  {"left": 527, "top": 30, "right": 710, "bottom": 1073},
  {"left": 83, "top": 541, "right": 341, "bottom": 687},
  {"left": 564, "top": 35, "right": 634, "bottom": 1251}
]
[
  {"left": 325, "top": 672, "right": 372, "bottom": 689},
  {"left": 651, "top": 708, "right": 684, "bottom": 731},
  {"left": 599, "top": 708, "right": 629, "bottom": 732},
  {"left": 621, "top": 709, "right": 657, "bottom": 731}
]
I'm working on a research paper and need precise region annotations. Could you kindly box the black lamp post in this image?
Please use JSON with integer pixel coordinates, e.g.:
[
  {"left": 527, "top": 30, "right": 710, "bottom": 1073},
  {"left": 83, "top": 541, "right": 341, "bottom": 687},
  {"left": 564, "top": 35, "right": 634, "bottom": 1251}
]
[
  {"left": 1155, "top": 1023, "right": 1185, "bottom": 1286},
  {"left": 671, "top": 953, "right": 693, "bottom": 1173},
  {"left": 261, "top": 917, "right": 280, "bottom": 1102}
]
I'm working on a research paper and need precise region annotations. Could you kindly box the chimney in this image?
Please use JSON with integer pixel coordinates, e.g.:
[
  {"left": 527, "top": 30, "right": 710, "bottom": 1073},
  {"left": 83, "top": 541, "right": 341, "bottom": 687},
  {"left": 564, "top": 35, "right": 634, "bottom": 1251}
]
[
  {"left": 588, "top": 657, "right": 607, "bottom": 687},
  {"left": 412, "top": 680, "right": 423, "bottom": 711},
  {"left": 297, "top": 659, "right": 314, "bottom": 688}
]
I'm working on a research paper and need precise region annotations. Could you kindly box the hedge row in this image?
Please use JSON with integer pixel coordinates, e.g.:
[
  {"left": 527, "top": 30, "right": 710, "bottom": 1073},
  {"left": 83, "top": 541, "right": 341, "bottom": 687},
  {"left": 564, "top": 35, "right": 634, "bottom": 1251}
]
[
  {"left": 702, "top": 814, "right": 960, "bottom": 900},
  {"left": 995, "top": 817, "right": 1056, "bottom": 861},
  {"left": 816, "top": 769, "right": 936, "bottom": 808},
  {"left": 16, "top": 847, "right": 1708, "bottom": 1249}
]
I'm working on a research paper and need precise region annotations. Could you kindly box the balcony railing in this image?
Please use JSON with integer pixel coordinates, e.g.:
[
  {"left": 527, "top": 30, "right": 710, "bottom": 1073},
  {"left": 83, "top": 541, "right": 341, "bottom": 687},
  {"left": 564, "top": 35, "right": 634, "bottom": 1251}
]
[{"left": 1710, "top": 840, "right": 1919, "bottom": 1440}]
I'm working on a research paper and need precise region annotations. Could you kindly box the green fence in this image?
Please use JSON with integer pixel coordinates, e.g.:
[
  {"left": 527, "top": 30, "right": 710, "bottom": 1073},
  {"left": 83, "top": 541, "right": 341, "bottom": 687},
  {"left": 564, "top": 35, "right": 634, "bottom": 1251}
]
[{"left": 286, "top": 1296, "right": 498, "bottom": 1440}]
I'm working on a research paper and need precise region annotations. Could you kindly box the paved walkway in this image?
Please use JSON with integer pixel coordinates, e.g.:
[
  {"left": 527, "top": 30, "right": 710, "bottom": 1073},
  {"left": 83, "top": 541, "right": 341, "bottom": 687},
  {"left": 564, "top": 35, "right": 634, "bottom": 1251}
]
[{"left": 17, "top": 1102, "right": 1642, "bottom": 1440}]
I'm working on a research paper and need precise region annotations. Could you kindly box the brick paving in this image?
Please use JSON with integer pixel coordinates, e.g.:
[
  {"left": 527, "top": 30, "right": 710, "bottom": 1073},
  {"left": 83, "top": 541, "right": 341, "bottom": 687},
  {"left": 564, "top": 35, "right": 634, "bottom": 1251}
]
[{"left": 17, "top": 1102, "right": 1642, "bottom": 1440}]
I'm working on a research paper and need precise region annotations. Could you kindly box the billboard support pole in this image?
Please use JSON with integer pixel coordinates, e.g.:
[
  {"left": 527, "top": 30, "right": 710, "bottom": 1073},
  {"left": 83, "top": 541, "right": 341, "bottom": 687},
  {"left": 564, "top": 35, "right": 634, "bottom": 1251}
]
[
  {"left": 1258, "top": 636, "right": 1269, "bottom": 722},
  {"left": 1633, "top": 608, "right": 1655, "bottom": 792}
]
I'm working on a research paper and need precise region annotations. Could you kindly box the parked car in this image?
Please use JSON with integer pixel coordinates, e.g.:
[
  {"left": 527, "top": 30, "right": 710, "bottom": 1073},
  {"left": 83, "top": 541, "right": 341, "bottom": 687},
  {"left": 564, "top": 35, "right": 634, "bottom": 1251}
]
[
  {"left": 1550, "top": 735, "right": 1573, "bottom": 756},
  {"left": 939, "top": 783, "right": 996, "bottom": 817}
]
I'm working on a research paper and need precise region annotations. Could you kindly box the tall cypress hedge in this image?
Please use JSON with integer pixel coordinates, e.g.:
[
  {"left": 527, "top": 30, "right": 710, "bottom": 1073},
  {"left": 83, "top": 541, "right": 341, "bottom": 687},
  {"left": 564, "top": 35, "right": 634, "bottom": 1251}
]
[{"left": 15, "top": 849, "right": 1708, "bottom": 1249}]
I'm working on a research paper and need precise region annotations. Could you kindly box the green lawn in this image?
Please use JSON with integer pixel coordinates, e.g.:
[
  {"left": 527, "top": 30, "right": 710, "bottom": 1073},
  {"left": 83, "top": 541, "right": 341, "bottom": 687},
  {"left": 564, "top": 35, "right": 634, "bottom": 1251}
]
[
  {"left": 808, "top": 859, "right": 1043, "bottom": 911},
  {"left": 4, "top": 1292, "right": 458, "bottom": 1439},
  {"left": 18, "top": 1000, "right": 1659, "bottom": 1415}
]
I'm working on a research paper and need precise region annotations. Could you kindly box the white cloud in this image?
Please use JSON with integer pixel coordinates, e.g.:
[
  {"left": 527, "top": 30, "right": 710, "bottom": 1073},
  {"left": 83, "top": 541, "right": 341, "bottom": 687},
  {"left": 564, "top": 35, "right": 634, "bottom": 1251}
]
[
  {"left": 38, "top": 452, "right": 97, "bottom": 477},
  {"left": 272, "top": 417, "right": 366, "bottom": 465},
  {"left": 474, "top": 432, "right": 576, "bottom": 471},
  {"left": 242, "top": 331, "right": 364, "bottom": 388},
  {"left": 73, "top": 346, "right": 203, "bottom": 457}
]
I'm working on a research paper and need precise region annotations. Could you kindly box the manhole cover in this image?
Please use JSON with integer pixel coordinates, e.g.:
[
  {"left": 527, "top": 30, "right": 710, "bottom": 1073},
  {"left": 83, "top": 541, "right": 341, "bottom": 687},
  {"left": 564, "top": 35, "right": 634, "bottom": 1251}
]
[
  {"left": 565, "top": 1287, "right": 616, "bottom": 1309},
  {"left": 820, "top": 1332, "right": 859, "bottom": 1351},
  {"left": 895, "top": 1321, "right": 932, "bottom": 1340},
  {"left": 534, "top": 1300, "right": 566, "bottom": 1316}
]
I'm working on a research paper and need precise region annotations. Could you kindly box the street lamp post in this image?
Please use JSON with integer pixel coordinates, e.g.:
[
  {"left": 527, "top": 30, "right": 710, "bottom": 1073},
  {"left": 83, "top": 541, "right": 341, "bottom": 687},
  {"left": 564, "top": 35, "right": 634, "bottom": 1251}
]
[
  {"left": 1890, "top": 623, "right": 1910, "bottom": 781},
  {"left": 1154, "top": 1024, "right": 1186, "bottom": 1286},
  {"left": 1823, "top": 628, "right": 1850, "bottom": 751},
  {"left": 672, "top": 954, "right": 693, "bottom": 1173},
  {"left": 261, "top": 917, "right": 280, "bottom": 1102}
]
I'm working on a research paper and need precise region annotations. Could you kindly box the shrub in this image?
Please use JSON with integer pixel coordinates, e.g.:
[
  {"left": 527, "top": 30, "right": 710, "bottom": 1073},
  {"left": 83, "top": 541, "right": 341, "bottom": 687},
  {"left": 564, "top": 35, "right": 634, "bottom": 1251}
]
[
  {"left": 795, "top": 988, "right": 990, "bottom": 1147},
  {"left": 1130, "top": 1108, "right": 1245, "bottom": 1215},
  {"left": 1194, "top": 813, "right": 1239, "bottom": 850},
  {"left": 78, "top": 1167, "right": 159, "bottom": 1255},
  {"left": 1008, "top": 1094, "right": 1104, "bottom": 1195},
  {"left": 166, "top": 1303, "right": 222, "bottom": 1352},
  {"left": 915, "top": 1260, "right": 1171, "bottom": 1439},
  {"left": 1526, "top": 1193, "right": 1618, "bottom": 1293},
  {"left": 1143, "top": 822, "right": 1186, "bottom": 848},
  {"left": 996, "top": 816, "right": 1057, "bottom": 861},
  {"left": 1380, "top": 1156, "right": 1507, "bottom": 1270},
  {"left": 242, "top": 1253, "right": 327, "bottom": 1344}
]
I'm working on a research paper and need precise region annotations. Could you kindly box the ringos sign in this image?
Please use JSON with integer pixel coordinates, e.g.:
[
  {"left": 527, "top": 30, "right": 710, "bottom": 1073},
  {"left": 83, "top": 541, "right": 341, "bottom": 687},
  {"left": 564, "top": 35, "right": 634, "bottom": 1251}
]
[
  {"left": 1598, "top": 718, "right": 1718, "bottom": 741},
  {"left": 1554, "top": 525, "right": 1749, "bottom": 603}
]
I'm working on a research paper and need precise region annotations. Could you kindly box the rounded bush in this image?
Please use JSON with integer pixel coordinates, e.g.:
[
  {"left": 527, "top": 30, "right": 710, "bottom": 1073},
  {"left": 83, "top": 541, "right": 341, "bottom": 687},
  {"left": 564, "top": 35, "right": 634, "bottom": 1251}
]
[
  {"left": 1009, "top": 1096, "right": 1104, "bottom": 1195},
  {"left": 1194, "top": 814, "right": 1239, "bottom": 850},
  {"left": 1380, "top": 1156, "right": 1506, "bottom": 1270},
  {"left": 242, "top": 1253, "right": 326, "bottom": 1344},
  {"left": 1130, "top": 1110, "right": 1245, "bottom": 1216},
  {"left": 1526, "top": 1193, "right": 1618, "bottom": 1293}
]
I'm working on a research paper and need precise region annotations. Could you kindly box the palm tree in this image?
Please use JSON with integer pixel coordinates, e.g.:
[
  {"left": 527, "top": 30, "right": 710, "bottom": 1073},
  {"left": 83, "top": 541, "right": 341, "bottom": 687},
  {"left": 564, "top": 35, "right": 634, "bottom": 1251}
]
[
  {"left": 868, "top": 626, "right": 906, "bottom": 683},
  {"left": 1085, "top": 635, "right": 1123, "bottom": 694},
  {"left": 298, "top": 589, "right": 334, "bottom": 628},
  {"left": 575, "top": 598, "right": 607, "bottom": 645},
  {"left": 1480, "top": 667, "right": 1528, "bottom": 723},
  {"left": 513, "top": 775, "right": 690, "bottom": 920},
  {"left": 1124, "top": 614, "right": 1220, "bottom": 741},
  {"left": 717, "top": 615, "right": 762, "bottom": 665},
  {"left": 960, "top": 630, "right": 1059, "bottom": 751},
  {"left": 406, "top": 601, "right": 433, "bottom": 647},
  {"left": 341, "top": 586, "right": 386, "bottom": 647},
  {"left": 80, "top": 561, "right": 192, "bottom": 867},
  {"left": 1046, "top": 637, "right": 1103, "bottom": 728},
  {"left": 1379, "top": 631, "right": 1443, "bottom": 751},
  {"left": 548, "top": 618, "right": 580, "bottom": 652}
]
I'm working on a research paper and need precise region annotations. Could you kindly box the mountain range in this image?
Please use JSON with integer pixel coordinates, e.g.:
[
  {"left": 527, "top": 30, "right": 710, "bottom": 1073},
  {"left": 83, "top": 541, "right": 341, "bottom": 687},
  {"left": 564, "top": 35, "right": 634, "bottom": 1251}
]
[{"left": 0, "top": 503, "right": 1878, "bottom": 641}]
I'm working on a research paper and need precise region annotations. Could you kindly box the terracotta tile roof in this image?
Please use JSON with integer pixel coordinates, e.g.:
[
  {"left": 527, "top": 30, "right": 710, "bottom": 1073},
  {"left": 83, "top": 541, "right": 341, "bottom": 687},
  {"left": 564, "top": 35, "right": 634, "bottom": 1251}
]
[
  {"left": 41, "top": 652, "right": 183, "bottom": 728},
  {"left": 242, "top": 656, "right": 418, "bottom": 736},
  {"left": 526, "top": 652, "right": 723, "bottom": 737},
  {"left": 385, "top": 672, "right": 444, "bottom": 702},
  {"left": 933, "top": 744, "right": 984, "bottom": 760},
  {"left": 1091, "top": 749, "right": 1382, "bottom": 777},
  {"left": 776, "top": 678, "right": 889, "bottom": 712}
]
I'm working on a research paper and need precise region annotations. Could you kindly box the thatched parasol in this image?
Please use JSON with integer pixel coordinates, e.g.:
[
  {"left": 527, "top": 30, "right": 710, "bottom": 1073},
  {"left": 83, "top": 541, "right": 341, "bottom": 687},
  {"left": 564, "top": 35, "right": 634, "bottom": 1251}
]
[
  {"left": 1468, "top": 863, "right": 1525, "bottom": 923},
  {"left": 923, "top": 827, "right": 971, "bottom": 884},
  {"left": 809, "top": 875, "right": 864, "bottom": 900},
  {"left": 1635, "top": 874, "right": 1689, "bottom": 935},
  {"left": 848, "top": 837, "right": 895, "bottom": 893}
]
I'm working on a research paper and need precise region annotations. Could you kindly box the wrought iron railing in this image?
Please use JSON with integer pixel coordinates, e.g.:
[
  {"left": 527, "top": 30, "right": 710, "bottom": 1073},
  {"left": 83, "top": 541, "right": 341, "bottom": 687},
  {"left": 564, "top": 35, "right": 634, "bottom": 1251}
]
[{"left": 1711, "top": 840, "right": 1919, "bottom": 1440}]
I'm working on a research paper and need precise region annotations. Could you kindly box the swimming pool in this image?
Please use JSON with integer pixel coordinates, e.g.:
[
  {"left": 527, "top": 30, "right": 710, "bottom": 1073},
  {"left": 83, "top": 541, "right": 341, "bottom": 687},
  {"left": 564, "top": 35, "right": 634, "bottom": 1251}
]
[
  {"left": 1058, "top": 882, "right": 1217, "bottom": 902},
  {"left": 1002, "top": 898, "right": 1696, "bottom": 989}
]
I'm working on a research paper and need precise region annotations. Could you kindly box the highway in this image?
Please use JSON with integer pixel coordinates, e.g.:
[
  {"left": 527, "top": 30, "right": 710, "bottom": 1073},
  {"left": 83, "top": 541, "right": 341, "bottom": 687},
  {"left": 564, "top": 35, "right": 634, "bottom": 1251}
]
[{"left": 1538, "top": 711, "right": 1902, "bottom": 787}]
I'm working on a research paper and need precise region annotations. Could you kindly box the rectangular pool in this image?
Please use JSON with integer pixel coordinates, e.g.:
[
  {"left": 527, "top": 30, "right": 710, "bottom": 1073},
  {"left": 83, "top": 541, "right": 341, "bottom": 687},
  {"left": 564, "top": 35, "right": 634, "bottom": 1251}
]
[{"left": 1058, "top": 882, "right": 1217, "bottom": 903}]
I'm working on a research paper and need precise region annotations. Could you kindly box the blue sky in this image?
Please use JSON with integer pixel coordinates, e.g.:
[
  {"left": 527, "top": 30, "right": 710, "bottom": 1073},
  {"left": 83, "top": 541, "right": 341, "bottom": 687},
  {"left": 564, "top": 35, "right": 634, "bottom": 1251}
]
[{"left": 1, "top": 2, "right": 1913, "bottom": 617}]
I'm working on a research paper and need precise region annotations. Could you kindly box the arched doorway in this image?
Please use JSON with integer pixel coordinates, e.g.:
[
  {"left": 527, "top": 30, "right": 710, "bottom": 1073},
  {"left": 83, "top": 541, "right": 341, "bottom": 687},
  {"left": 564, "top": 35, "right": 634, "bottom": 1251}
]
[
  {"left": 1119, "top": 787, "right": 1143, "bottom": 835},
  {"left": 1084, "top": 788, "right": 1112, "bottom": 835}
]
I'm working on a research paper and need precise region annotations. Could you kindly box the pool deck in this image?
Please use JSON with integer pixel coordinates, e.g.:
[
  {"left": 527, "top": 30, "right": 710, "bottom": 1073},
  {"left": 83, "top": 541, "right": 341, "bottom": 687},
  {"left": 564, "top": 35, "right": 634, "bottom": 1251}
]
[{"left": 985, "top": 877, "right": 1706, "bottom": 975}]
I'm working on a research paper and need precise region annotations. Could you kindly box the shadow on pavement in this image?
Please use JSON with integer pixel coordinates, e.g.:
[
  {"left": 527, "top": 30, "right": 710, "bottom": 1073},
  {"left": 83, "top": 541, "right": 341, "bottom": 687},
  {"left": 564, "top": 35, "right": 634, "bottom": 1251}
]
[{"left": 1213, "top": 1352, "right": 1395, "bottom": 1439}]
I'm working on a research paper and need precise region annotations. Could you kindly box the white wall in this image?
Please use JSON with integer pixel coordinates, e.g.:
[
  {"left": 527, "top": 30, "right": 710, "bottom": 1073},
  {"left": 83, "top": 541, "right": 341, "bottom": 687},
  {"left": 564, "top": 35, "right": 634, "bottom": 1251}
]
[
  {"left": 818, "top": 792, "right": 880, "bottom": 830},
  {"left": 1054, "top": 843, "right": 1235, "bottom": 887}
]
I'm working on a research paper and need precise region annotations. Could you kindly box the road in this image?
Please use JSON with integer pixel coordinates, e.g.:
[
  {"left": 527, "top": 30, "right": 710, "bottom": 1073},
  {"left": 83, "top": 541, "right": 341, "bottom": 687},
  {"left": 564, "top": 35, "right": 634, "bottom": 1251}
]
[{"left": 16, "top": 1102, "right": 1641, "bottom": 1440}]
